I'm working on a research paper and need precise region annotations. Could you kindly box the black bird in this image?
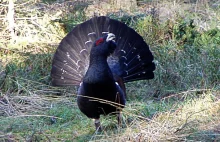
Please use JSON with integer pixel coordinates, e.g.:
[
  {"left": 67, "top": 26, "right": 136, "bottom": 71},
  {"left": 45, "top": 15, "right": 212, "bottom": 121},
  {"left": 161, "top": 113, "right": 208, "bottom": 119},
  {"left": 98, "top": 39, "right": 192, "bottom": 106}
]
[{"left": 51, "top": 16, "right": 155, "bottom": 131}]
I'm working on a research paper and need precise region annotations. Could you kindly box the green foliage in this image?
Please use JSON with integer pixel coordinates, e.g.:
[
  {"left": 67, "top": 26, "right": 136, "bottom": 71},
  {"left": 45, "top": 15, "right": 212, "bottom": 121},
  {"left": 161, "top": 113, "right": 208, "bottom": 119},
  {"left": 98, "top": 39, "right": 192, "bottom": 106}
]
[
  {"left": 174, "top": 19, "right": 198, "bottom": 46},
  {"left": 2, "top": 53, "right": 52, "bottom": 92},
  {"left": 42, "top": 0, "right": 58, "bottom": 4},
  {"left": 131, "top": 15, "right": 220, "bottom": 96},
  {"left": 56, "top": 2, "right": 88, "bottom": 33},
  {"left": 61, "top": 12, "right": 87, "bottom": 32}
]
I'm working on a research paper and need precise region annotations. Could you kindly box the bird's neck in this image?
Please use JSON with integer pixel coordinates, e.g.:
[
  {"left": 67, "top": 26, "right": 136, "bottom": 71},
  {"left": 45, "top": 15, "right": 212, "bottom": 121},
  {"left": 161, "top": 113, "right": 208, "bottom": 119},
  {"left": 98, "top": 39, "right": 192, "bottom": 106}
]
[
  {"left": 89, "top": 55, "right": 108, "bottom": 67},
  {"left": 83, "top": 55, "right": 113, "bottom": 83}
]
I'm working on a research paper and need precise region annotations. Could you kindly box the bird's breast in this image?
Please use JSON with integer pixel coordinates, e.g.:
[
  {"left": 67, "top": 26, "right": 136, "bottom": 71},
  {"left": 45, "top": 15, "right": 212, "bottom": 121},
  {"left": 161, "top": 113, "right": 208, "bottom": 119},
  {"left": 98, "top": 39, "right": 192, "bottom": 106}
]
[
  {"left": 83, "top": 64, "right": 114, "bottom": 84},
  {"left": 82, "top": 81, "right": 117, "bottom": 98}
]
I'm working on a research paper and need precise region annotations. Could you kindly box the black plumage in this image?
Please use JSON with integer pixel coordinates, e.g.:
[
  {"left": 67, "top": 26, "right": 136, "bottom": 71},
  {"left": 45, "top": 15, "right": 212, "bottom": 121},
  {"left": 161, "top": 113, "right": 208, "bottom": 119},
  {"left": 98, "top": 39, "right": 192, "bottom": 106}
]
[{"left": 51, "top": 16, "right": 155, "bottom": 131}]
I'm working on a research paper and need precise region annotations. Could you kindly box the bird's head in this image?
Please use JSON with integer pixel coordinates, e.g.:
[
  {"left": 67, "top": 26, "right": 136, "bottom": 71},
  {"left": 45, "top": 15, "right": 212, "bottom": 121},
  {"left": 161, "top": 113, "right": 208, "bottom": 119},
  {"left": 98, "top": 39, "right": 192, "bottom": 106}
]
[{"left": 91, "top": 33, "right": 116, "bottom": 57}]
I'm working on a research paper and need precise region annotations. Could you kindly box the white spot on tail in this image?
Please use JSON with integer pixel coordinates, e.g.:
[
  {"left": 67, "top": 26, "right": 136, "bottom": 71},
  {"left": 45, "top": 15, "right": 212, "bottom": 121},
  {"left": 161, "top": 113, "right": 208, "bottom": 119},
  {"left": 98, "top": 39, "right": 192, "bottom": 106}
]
[
  {"left": 76, "top": 60, "right": 80, "bottom": 66},
  {"left": 60, "top": 68, "right": 65, "bottom": 74},
  {"left": 126, "top": 71, "right": 129, "bottom": 75},
  {"left": 137, "top": 55, "right": 141, "bottom": 61},
  {"left": 85, "top": 40, "right": 92, "bottom": 44},
  {"left": 120, "top": 50, "right": 126, "bottom": 54},
  {"left": 77, "top": 66, "right": 80, "bottom": 70},
  {"left": 66, "top": 52, "right": 70, "bottom": 58},
  {"left": 80, "top": 49, "right": 86, "bottom": 53},
  {"left": 121, "top": 56, "right": 127, "bottom": 60},
  {"left": 88, "top": 32, "right": 96, "bottom": 35}
]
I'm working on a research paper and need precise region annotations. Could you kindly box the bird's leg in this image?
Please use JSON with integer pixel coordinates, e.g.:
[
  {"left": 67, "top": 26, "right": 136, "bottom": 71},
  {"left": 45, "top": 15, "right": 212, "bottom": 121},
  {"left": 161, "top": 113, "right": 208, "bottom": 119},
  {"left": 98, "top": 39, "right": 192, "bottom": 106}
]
[
  {"left": 115, "top": 91, "right": 123, "bottom": 127},
  {"left": 94, "top": 118, "right": 102, "bottom": 132},
  {"left": 117, "top": 112, "right": 122, "bottom": 126}
]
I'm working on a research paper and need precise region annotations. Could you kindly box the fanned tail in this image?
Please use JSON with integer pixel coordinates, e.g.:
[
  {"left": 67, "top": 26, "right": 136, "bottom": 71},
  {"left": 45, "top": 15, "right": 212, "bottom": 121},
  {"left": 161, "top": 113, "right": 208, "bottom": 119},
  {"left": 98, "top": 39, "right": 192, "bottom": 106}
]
[
  {"left": 106, "top": 17, "right": 155, "bottom": 83},
  {"left": 51, "top": 16, "right": 155, "bottom": 86}
]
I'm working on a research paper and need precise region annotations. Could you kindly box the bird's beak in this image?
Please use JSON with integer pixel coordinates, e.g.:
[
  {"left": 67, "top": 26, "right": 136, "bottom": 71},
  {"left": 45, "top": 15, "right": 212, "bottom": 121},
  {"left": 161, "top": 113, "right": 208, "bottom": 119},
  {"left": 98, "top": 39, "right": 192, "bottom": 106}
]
[{"left": 106, "top": 33, "right": 116, "bottom": 42}]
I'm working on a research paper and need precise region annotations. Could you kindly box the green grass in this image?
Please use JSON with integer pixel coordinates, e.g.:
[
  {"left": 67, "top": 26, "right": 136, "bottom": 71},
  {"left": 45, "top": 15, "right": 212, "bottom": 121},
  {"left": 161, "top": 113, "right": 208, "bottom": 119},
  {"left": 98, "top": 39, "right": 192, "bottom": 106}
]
[{"left": 0, "top": 0, "right": 220, "bottom": 141}]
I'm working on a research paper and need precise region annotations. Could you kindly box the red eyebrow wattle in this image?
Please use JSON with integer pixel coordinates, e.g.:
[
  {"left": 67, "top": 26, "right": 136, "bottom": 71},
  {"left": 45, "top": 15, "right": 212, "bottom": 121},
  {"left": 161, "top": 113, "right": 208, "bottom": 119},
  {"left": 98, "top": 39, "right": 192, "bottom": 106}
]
[{"left": 95, "top": 38, "right": 104, "bottom": 46}]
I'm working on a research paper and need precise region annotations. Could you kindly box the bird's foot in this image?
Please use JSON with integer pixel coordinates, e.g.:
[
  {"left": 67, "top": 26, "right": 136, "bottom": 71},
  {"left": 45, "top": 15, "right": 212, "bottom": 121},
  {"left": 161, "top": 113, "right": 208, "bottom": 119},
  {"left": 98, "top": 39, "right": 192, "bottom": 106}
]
[
  {"left": 94, "top": 119, "right": 102, "bottom": 132},
  {"left": 117, "top": 112, "right": 122, "bottom": 126}
]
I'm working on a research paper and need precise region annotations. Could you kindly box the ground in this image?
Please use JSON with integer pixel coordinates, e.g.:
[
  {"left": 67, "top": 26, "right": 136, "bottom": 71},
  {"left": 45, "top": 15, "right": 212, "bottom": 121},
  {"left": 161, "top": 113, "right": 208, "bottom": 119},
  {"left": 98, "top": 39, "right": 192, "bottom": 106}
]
[{"left": 0, "top": 0, "right": 220, "bottom": 141}]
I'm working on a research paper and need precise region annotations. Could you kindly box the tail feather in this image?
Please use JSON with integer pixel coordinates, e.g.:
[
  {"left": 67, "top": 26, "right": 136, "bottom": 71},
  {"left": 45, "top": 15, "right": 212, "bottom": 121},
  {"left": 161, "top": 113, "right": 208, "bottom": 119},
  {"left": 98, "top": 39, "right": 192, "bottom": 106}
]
[
  {"left": 108, "top": 20, "right": 155, "bottom": 82},
  {"left": 51, "top": 16, "right": 155, "bottom": 86},
  {"left": 123, "top": 72, "right": 154, "bottom": 82}
]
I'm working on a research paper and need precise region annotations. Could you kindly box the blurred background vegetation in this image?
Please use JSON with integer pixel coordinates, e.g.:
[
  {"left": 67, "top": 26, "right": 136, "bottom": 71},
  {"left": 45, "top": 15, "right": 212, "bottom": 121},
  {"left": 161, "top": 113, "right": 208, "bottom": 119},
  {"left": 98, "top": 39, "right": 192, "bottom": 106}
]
[{"left": 0, "top": 0, "right": 220, "bottom": 141}]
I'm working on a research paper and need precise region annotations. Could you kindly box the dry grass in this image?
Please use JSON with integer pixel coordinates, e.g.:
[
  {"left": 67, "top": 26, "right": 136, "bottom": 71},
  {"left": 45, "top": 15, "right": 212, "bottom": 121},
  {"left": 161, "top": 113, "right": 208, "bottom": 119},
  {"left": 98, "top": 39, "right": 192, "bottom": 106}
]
[
  {"left": 1, "top": 88, "right": 219, "bottom": 141},
  {"left": 0, "top": 0, "right": 69, "bottom": 51},
  {"left": 89, "top": 90, "right": 220, "bottom": 141}
]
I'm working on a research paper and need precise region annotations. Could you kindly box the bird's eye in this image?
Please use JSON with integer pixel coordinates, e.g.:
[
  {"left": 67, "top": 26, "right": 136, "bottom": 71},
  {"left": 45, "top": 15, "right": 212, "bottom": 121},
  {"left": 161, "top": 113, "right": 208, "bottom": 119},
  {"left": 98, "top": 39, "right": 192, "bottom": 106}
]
[{"left": 95, "top": 38, "right": 104, "bottom": 46}]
